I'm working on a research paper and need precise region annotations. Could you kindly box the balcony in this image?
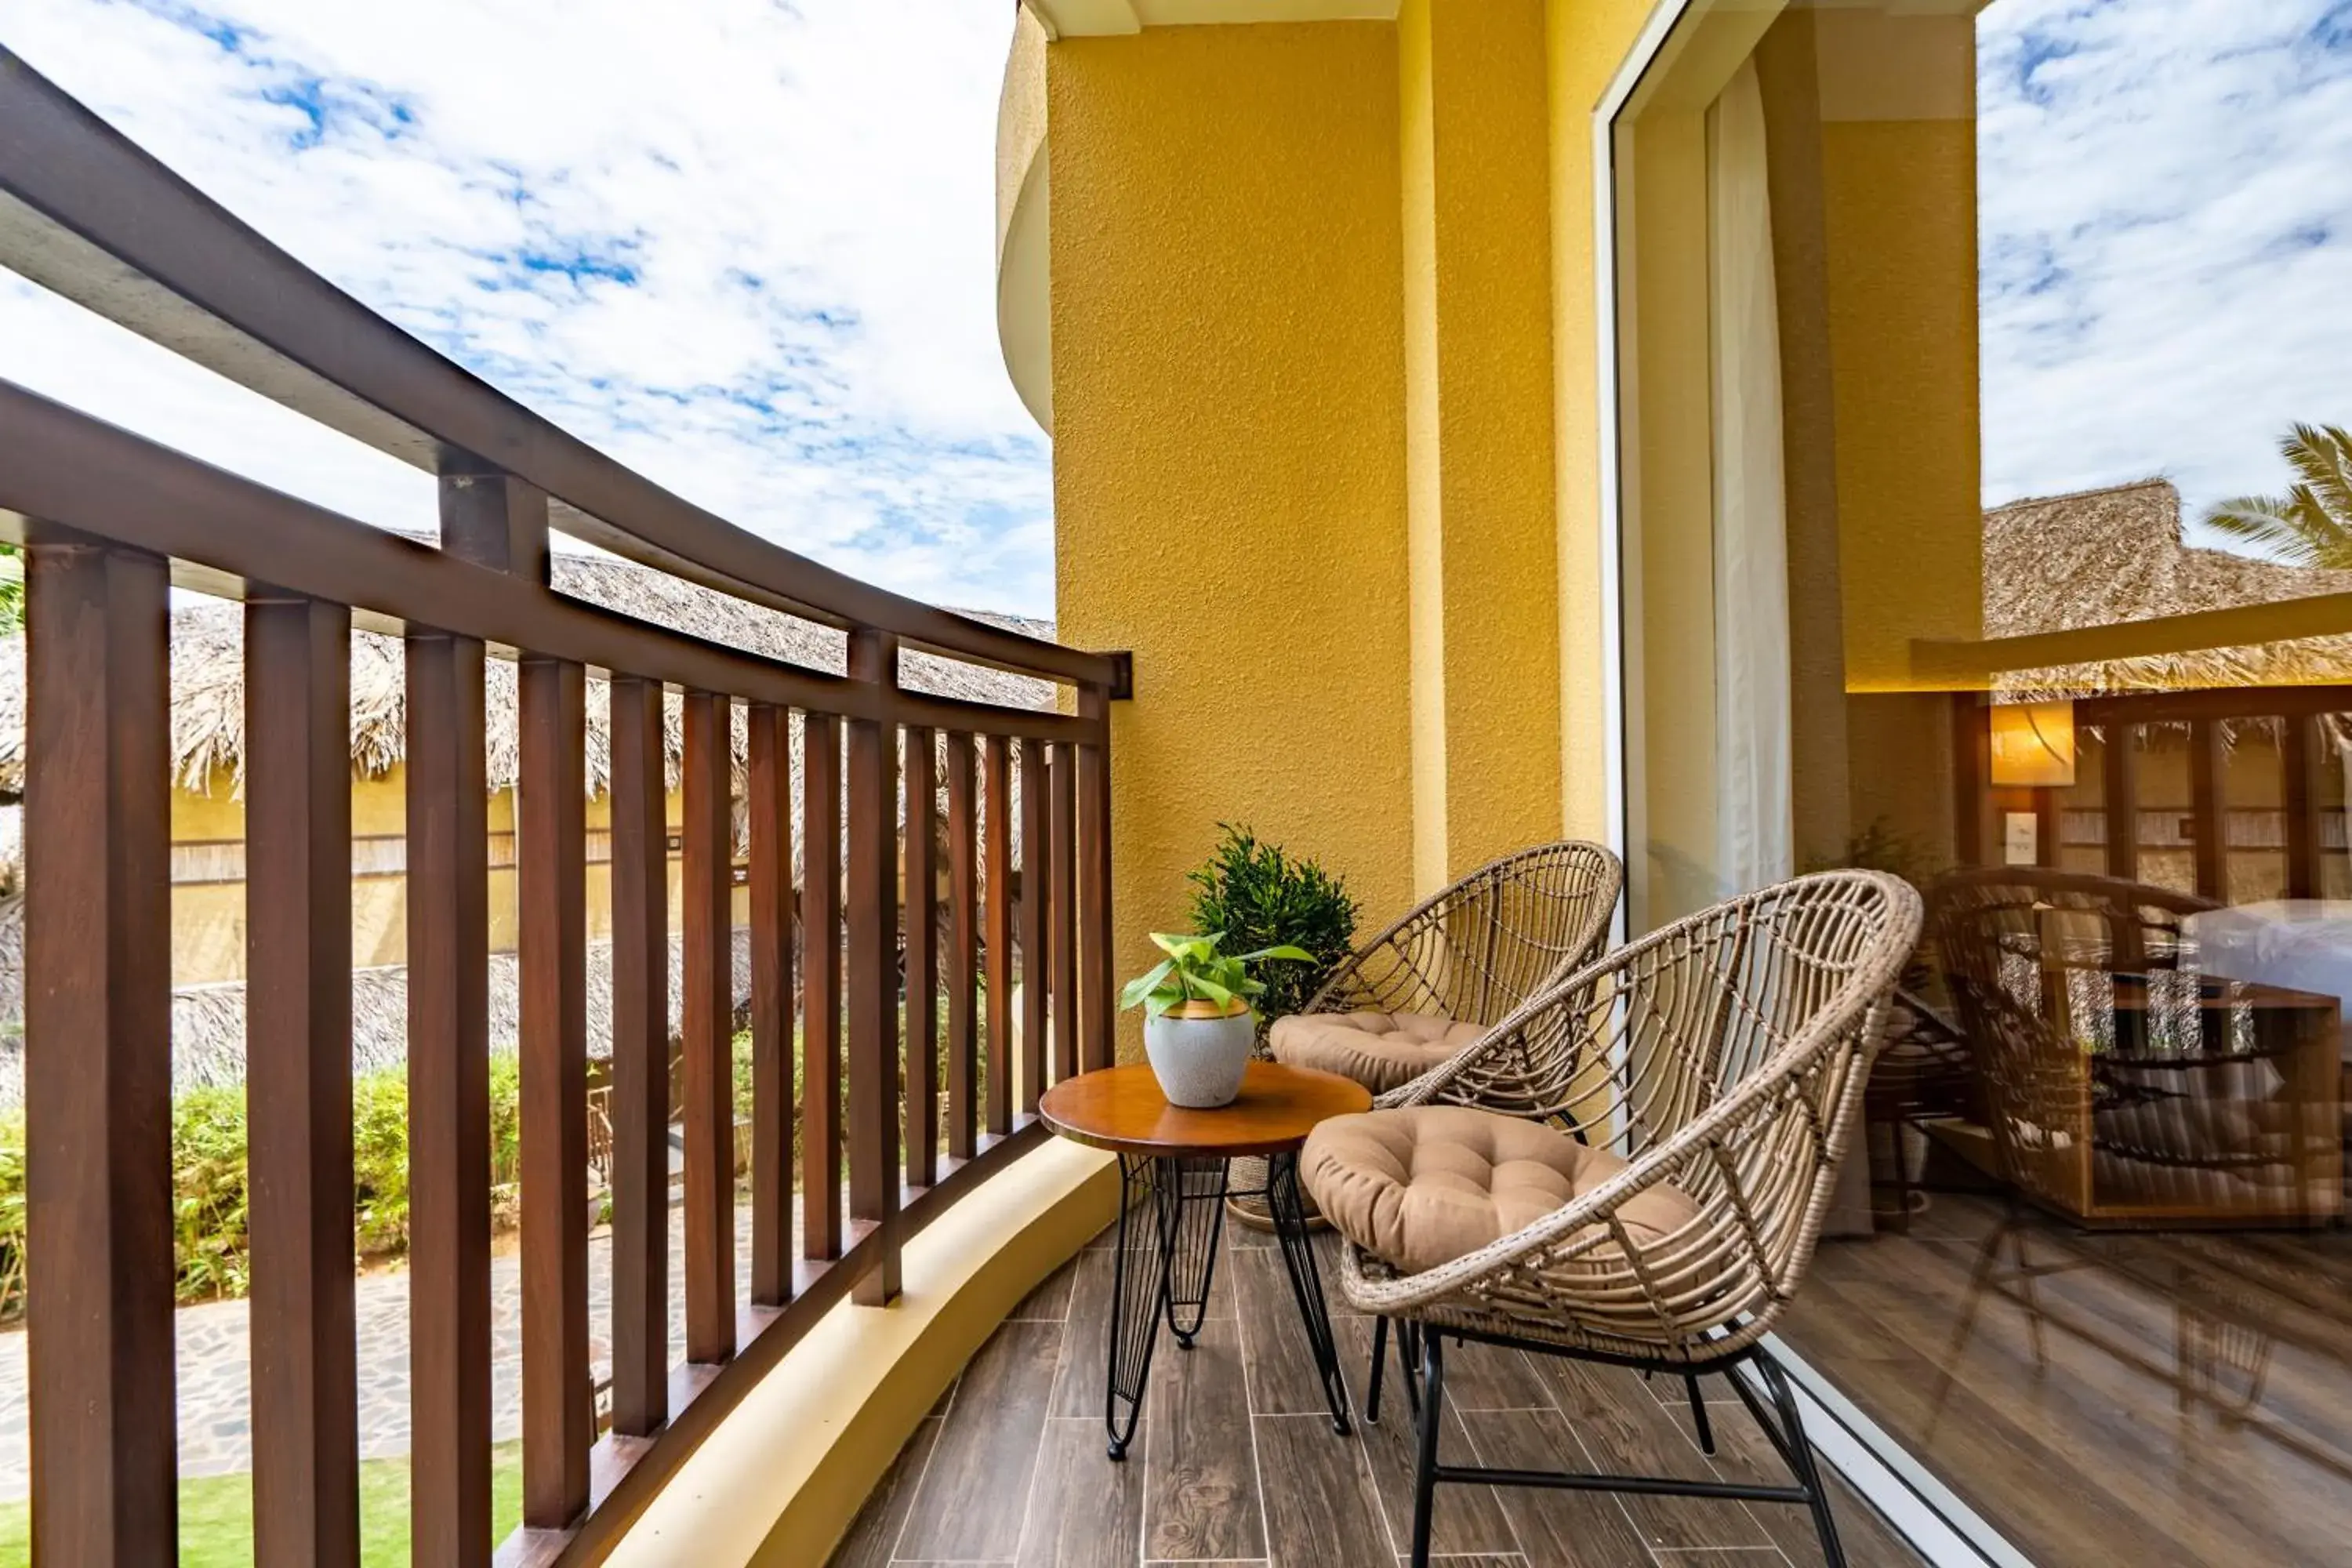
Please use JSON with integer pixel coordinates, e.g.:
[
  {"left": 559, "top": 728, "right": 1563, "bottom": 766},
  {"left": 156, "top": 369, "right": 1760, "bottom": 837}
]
[{"left": 0, "top": 45, "right": 1126, "bottom": 1567}]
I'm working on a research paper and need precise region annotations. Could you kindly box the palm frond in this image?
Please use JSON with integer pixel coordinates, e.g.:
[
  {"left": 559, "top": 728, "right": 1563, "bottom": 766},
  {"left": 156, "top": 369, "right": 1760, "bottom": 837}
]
[
  {"left": 2203, "top": 486, "right": 2352, "bottom": 570},
  {"left": 2283, "top": 423, "right": 2352, "bottom": 531}
]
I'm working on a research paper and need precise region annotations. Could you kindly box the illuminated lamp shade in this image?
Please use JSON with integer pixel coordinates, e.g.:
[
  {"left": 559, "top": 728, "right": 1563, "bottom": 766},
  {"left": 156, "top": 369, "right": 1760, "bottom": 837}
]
[{"left": 1989, "top": 699, "right": 2076, "bottom": 789}]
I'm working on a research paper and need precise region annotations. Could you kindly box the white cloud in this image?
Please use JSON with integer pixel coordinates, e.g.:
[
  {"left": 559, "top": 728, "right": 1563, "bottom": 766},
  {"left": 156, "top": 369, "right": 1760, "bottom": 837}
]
[
  {"left": 0, "top": 0, "right": 1054, "bottom": 613},
  {"left": 1978, "top": 0, "right": 2352, "bottom": 539}
]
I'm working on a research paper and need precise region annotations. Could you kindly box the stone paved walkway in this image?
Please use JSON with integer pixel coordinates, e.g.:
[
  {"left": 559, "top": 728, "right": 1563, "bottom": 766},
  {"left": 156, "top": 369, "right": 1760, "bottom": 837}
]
[{"left": 0, "top": 1203, "right": 764, "bottom": 1497}]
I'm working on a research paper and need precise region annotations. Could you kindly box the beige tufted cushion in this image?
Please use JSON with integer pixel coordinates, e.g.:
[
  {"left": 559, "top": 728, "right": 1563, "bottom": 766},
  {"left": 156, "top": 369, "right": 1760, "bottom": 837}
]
[
  {"left": 1299, "top": 1106, "right": 1703, "bottom": 1276},
  {"left": 1266, "top": 1009, "right": 1486, "bottom": 1095}
]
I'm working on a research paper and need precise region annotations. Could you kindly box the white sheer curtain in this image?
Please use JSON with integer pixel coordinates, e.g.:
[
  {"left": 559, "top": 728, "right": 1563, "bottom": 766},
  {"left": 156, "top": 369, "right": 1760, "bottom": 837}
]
[{"left": 1707, "top": 58, "right": 1795, "bottom": 897}]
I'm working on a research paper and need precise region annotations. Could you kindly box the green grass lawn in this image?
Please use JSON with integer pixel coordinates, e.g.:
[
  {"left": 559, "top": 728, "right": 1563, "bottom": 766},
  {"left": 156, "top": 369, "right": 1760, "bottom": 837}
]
[{"left": 0, "top": 1443, "right": 522, "bottom": 1566}]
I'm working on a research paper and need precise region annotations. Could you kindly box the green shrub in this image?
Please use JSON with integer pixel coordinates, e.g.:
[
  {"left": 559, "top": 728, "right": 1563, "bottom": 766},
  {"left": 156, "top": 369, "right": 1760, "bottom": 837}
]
[
  {"left": 0, "top": 1055, "right": 539, "bottom": 1322},
  {"left": 172, "top": 1083, "right": 252, "bottom": 1303},
  {"left": 1186, "top": 823, "right": 1359, "bottom": 1032}
]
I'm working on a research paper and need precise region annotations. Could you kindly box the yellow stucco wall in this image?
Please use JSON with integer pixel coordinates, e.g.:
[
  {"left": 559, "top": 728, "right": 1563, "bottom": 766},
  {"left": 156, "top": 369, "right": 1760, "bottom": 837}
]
[
  {"left": 1047, "top": 22, "right": 1417, "bottom": 1054},
  {"left": 164, "top": 770, "right": 732, "bottom": 989},
  {"left": 1398, "top": 0, "right": 1565, "bottom": 890},
  {"left": 1547, "top": 0, "right": 1668, "bottom": 845},
  {"left": 1030, "top": 1, "right": 1991, "bottom": 967}
]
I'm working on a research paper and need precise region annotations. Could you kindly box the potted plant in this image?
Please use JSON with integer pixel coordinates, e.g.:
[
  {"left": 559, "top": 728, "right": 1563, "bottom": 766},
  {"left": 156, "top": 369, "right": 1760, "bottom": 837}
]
[{"left": 1120, "top": 931, "right": 1313, "bottom": 1108}]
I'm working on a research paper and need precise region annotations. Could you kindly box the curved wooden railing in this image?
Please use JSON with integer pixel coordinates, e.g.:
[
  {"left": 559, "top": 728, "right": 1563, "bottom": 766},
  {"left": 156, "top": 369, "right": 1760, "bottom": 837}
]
[{"left": 0, "top": 46, "right": 1122, "bottom": 1568}]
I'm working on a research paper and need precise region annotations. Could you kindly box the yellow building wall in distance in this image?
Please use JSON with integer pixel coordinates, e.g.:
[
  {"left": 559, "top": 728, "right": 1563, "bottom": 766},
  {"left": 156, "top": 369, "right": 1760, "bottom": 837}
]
[{"left": 1048, "top": 22, "right": 1416, "bottom": 1055}]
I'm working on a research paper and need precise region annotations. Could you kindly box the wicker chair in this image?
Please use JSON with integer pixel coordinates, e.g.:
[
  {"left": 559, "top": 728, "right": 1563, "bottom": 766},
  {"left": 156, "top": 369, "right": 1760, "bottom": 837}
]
[
  {"left": 1300, "top": 869, "right": 1921, "bottom": 1568},
  {"left": 1232, "top": 841, "right": 1621, "bottom": 1231},
  {"left": 1269, "top": 840, "right": 1624, "bottom": 1104}
]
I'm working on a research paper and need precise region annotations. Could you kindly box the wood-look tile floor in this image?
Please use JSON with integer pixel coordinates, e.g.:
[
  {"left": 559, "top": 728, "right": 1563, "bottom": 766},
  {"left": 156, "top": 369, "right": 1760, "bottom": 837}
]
[
  {"left": 829, "top": 1220, "right": 1924, "bottom": 1568},
  {"left": 1782, "top": 1190, "right": 2352, "bottom": 1568}
]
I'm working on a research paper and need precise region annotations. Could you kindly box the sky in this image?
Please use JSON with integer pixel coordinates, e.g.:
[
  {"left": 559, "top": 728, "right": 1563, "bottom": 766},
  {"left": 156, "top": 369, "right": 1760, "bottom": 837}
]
[
  {"left": 5, "top": 0, "right": 2345, "bottom": 603},
  {"left": 0, "top": 0, "right": 1056, "bottom": 615},
  {"left": 1977, "top": 0, "right": 2352, "bottom": 530}
]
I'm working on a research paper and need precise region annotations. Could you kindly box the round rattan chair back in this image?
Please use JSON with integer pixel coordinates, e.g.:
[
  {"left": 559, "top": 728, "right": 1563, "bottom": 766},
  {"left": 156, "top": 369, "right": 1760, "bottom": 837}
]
[
  {"left": 1305, "top": 840, "right": 1623, "bottom": 1029},
  {"left": 1347, "top": 869, "right": 1922, "bottom": 1363}
]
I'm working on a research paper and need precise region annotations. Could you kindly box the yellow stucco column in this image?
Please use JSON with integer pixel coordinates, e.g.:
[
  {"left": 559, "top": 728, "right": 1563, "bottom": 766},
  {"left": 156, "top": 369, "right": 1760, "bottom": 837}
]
[
  {"left": 1399, "top": 0, "right": 1564, "bottom": 893},
  {"left": 1047, "top": 23, "right": 1416, "bottom": 1054}
]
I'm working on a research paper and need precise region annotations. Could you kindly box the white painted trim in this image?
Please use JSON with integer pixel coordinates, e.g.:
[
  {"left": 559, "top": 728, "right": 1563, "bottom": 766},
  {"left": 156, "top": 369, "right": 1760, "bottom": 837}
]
[{"left": 1593, "top": 7, "right": 2036, "bottom": 1565}]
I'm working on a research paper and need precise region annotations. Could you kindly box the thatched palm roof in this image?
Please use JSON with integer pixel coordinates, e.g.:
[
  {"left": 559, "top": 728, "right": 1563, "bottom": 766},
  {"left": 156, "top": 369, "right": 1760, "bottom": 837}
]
[
  {"left": 0, "top": 545, "right": 1058, "bottom": 800},
  {"left": 0, "top": 548, "right": 1062, "bottom": 1104},
  {"left": 1986, "top": 478, "right": 2352, "bottom": 695}
]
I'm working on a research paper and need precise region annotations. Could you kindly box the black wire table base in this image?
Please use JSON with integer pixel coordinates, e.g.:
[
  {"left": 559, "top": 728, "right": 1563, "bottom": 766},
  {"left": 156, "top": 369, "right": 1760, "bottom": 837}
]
[{"left": 1102, "top": 1150, "right": 1352, "bottom": 1459}]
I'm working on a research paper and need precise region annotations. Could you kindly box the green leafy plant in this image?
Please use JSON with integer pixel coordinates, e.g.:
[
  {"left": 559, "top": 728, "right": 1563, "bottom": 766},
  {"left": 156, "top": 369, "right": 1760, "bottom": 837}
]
[
  {"left": 1120, "top": 931, "right": 1313, "bottom": 1019},
  {"left": 2203, "top": 422, "right": 2352, "bottom": 568},
  {"left": 0, "top": 545, "right": 21, "bottom": 637},
  {"left": 1186, "top": 824, "right": 1358, "bottom": 1029}
]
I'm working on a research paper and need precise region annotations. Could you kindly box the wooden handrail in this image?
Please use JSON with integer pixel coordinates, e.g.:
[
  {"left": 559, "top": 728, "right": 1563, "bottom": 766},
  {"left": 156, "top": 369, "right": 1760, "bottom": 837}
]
[
  {"left": 1911, "top": 592, "right": 2352, "bottom": 688},
  {"left": 0, "top": 45, "right": 1119, "bottom": 688},
  {"left": 0, "top": 55, "right": 1126, "bottom": 1568}
]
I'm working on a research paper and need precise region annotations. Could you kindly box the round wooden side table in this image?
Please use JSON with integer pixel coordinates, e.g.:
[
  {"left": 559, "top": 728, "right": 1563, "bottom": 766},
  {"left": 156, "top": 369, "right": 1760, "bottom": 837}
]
[{"left": 1039, "top": 1059, "right": 1372, "bottom": 1459}]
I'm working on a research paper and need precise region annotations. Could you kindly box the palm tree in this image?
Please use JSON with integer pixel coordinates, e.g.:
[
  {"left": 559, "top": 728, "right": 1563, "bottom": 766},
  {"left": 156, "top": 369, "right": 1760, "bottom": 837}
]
[{"left": 2202, "top": 422, "right": 2352, "bottom": 568}]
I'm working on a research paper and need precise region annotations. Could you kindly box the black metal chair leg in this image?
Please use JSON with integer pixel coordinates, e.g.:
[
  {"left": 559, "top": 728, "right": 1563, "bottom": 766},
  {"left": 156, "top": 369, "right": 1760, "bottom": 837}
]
[
  {"left": 1409, "top": 1330, "right": 1446, "bottom": 1568},
  {"left": 1367, "top": 1314, "right": 1390, "bottom": 1425},
  {"left": 1758, "top": 1352, "right": 1847, "bottom": 1568},
  {"left": 1685, "top": 1372, "right": 1715, "bottom": 1455}
]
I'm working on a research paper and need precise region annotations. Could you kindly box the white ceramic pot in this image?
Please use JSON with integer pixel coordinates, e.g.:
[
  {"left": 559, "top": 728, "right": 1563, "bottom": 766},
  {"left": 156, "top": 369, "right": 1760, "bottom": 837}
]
[{"left": 1142, "top": 999, "right": 1256, "bottom": 1108}]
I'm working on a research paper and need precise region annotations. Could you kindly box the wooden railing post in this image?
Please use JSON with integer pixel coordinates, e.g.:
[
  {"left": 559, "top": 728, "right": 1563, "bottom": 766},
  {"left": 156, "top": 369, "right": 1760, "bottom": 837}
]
[
  {"left": 24, "top": 538, "right": 176, "bottom": 1566},
  {"left": 946, "top": 734, "right": 980, "bottom": 1160},
  {"left": 748, "top": 702, "right": 796, "bottom": 1306},
  {"left": 245, "top": 590, "right": 358, "bottom": 1568},
  {"left": 607, "top": 677, "right": 670, "bottom": 1436},
  {"left": 682, "top": 691, "right": 736, "bottom": 1364},
  {"left": 803, "top": 711, "right": 844, "bottom": 1260},
  {"left": 1018, "top": 739, "right": 1049, "bottom": 1111},
  {"left": 2190, "top": 717, "right": 2228, "bottom": 901},
  {"left": 847, "top": 630, "right": 902, "bottom": 1305},
  {"left": 982, "top": 735, "right": 1014, "bottom": 1134},
  {"left": 405, "top": 623, "right": 492, "bottom": 1567},
  {"left": 1077, "top": 683, "right": 1116, "bottom": 1073},
  {"left": 905, "top": 727, "right": 940, "bottom": 1190},
  {"left": 2102, "top": 720, "right": 2140, "bottom": 882},
  {"left": 517, "top": 654, "right": 590, "bottom": 1527},
  {"left": 1047, "top": 745, "right": 1077, "bottom": 1083},
  {"left": 2284, "top": 713, "right": 2327, "bottom": 900}
]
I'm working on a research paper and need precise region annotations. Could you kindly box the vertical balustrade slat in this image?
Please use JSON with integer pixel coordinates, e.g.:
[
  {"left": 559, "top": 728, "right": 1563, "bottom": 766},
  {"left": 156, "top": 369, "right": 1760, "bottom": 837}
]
[
  {"left": 803, "top": 711, "right": 844, "bottom": 1258},
  {"left": 245, "top": 591, "right": 358, "bottom": 1568},
  {"left": 682, "top": 692, "right": 736, "bottom": 1363},
  {"left": 24, "top": 540, "right": 175, "bottom": 1565},
  {"left": 518, "top": 656, "right": 590, "bottom": 1526},
  {"left": 946, "top": 735, "right": 979, "bottom": 1160},
  {"left": 846, "top": 631, "right": 902, "bottom": 1304},
  {"left": 1047, "top": 744, "right": 1078, "bottom": 1084},
  {"left": 904, "top": 727, "right": 940, "bottom": 1189},
  {"left": 405, "top": 627, "right": 493, "bottom": 1566},
  {"left": 1018, "top": 739, "right": 1050, "bottom": 1111},
  {"left": 2285, "top": 713, "right": 2326, "bottom": 901},
  {"left": 982, "top": 734, "right": 1014, "bottom": 1134},
  {"left": 1076, "top": 685, "right": 1116, "bottom": 1073},
  {"left": 2103, "top": 720, "right": 2140, "bottom": 882},
  {"left": 607, "top": 677, "right": 669, "bottom": 1436},
  {"left": 748, "top": 703, "right": 795, "bottom": 1305},
  {"left": 2189, "top": 717, "right": 2228, "bottom": 901}
]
